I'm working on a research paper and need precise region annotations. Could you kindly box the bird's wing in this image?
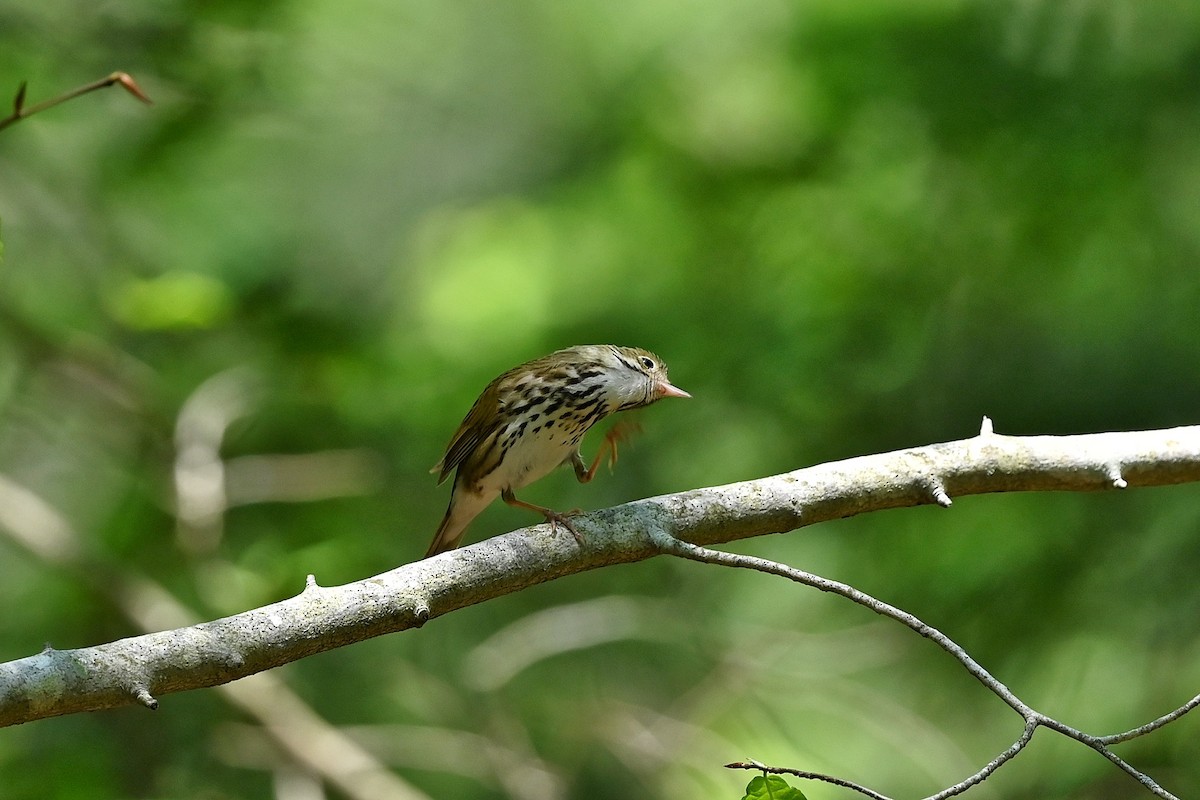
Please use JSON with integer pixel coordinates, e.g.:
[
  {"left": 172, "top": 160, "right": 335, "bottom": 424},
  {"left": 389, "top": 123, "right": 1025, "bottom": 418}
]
[{"left": 430, "top": 385, "right": 503, "bottom": 484}]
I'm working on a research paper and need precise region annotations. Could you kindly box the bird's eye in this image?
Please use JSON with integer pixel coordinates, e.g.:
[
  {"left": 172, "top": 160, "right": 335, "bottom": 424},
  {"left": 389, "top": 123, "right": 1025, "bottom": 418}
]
[{"left": 639, "top": 356, "right": 655, "bottom": 370}]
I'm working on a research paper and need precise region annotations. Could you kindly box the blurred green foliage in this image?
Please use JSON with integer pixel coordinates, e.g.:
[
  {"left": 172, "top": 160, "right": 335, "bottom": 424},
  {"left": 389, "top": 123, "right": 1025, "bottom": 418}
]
[{"left": 2, "top": 0, "right": 1199, "bottom": 798}]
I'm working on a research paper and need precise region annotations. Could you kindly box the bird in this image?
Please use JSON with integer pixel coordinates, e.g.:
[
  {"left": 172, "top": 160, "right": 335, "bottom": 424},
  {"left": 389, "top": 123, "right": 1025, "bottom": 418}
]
[{"left": 424, "top": 344, "right": 690, "bottom": 557}]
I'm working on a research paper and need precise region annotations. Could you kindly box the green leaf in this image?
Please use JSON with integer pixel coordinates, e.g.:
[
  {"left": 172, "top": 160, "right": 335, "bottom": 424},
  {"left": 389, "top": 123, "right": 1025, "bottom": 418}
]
[{"left": 741, "top": 774, "right": 807, "bottom": 800}]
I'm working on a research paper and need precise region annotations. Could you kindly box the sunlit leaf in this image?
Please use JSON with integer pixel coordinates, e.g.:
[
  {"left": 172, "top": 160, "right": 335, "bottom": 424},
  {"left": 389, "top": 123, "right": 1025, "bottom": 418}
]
[{"left": 741, "top": 774, "right": 807, "bottom": 800}]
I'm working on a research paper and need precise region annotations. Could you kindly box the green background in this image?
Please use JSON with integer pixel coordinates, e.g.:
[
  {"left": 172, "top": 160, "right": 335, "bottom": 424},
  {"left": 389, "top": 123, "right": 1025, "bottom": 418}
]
[{"left": 2, "top": 1, "right": 1198, "bottom": 797}]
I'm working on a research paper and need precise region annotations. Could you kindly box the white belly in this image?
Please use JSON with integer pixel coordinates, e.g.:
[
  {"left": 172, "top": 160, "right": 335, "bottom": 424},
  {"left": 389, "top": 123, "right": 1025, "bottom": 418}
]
[{"left": 482, "top": 425, "right": 577, "bottom": 493}]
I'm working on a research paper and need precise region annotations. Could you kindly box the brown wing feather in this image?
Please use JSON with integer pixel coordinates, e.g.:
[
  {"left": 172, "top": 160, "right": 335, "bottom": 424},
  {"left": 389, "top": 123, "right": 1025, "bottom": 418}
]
[
  {"left": 430, "top": 348, "right": 591, "bottom": 484},
  {"left": 430, "top": 379, "right": 505, "bottom": 484}
]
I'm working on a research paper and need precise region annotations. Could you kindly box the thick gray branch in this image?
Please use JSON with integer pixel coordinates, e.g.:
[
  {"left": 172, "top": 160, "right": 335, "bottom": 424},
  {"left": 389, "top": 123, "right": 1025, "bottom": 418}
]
[{"left": 2, "top": 423, "right": 1198, "bottom": 727}]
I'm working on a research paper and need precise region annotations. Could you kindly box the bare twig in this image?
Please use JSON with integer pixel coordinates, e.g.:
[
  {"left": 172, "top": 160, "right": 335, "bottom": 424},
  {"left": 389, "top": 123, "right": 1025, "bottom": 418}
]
[
  {"left": 725, "top": 759, "right": 893, "bottom": 800},
  {"left": 1097, "top": 693, "right": 1200, "bottom": 744},
  {"left": 664, "top": 535, "right": 1189, "bottom": 798},
  {"left": 0, "top": 72, "right": 151, "bottom": 133}
]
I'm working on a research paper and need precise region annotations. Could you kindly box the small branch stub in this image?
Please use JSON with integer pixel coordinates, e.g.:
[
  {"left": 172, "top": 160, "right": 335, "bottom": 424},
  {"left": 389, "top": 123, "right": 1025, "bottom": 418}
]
[
  {"left": 1107, "top": 465, "right": 1129, "bottom": 489},
  {"left": 133, "top": 685, "right": 159, "bottom": 711},
  {"left": 928, "top": 478, "right": 953, "bottom": 508}
]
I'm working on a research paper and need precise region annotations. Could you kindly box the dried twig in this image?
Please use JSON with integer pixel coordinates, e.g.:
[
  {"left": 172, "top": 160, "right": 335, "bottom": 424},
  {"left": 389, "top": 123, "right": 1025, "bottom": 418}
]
[
  {"left": 0, "top": 72, "right": 151, "bottom": 133},
  {"left": 686, "top": 513, "right": 1191, "bottom": 798}
]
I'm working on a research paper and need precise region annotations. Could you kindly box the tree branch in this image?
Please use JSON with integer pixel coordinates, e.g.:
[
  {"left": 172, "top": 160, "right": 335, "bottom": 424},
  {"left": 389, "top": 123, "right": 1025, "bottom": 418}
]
[
  {"left": 2, "top": 421, "right": 1198, "bottom": 728},
  {"left": 0, "top": 476, "right": 430, "bottom": 798},
  {"left": 678, "top": 538, "right": 1188, "bottom": 798}
]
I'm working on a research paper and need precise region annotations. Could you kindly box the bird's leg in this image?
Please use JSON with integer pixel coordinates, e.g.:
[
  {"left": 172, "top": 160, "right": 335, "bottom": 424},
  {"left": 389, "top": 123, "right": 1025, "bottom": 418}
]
[
  {"left": 505, "top": 422, "right": 644, "bottom": 545},
  {"left": 572, "top": 420, "right": 643, "bottom": 484},
  {"left": 501, "top": 488, "right": 584, "bottom": 544}
]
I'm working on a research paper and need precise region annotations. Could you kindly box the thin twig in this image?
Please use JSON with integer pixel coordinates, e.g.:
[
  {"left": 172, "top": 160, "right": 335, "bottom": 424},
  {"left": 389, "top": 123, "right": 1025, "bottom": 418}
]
[
  {"left": 921, "top": 720, "right": 1037, "bottom": 800},
  {"left": 1035, "top": 715, "right": 1177, "bottom": 797},
  {"left": 724, "top": 760, "right": 892, "bottom": 800},
  {"left": 651, "top": 531, "right": 1186, "bottom": 800},
  {"left": 1098, "top": 693, "right": 1200, "bottom": 744},
  {"left": 0, "top": 72, "right": 151, "bottom": 132}
]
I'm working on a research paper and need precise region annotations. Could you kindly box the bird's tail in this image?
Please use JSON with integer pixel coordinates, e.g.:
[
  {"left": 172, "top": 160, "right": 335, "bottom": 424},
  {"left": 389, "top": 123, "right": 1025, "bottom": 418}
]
[{"left": 424, "top": 489, "right": 491, "bottom": 558}]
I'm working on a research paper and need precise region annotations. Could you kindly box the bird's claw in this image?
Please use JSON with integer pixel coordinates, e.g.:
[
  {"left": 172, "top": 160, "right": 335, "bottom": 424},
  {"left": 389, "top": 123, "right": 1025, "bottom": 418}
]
[
  {"left": 602, "top": 420, "right": 643, "bottom": 470},
  {"left": 543, "top": 508, "right": 585, "bottom": 545}
]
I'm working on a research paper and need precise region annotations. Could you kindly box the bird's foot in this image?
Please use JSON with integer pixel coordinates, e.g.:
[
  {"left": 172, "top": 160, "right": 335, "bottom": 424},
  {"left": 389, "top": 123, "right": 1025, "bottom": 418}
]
[
  {"left": 600, "top": 420, "right": 642, "bottom": 471},
  {"left": 501, "top": 489, "right": 586, "bottom": 546},
  {"left": 542, "top": 507, "right": 584, "bottom": 545}
]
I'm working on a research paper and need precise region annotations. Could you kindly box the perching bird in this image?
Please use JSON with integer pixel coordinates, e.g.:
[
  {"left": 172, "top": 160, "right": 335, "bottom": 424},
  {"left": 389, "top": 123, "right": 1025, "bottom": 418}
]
[{"left": 425, "top": 345, "right": 689, "bottom": 557}]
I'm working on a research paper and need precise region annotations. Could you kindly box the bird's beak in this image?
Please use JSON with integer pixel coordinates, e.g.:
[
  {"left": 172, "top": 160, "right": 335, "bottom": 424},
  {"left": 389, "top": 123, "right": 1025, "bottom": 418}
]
[{"left": 657, "top": 380, "right": 691, "bottom": 399}]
